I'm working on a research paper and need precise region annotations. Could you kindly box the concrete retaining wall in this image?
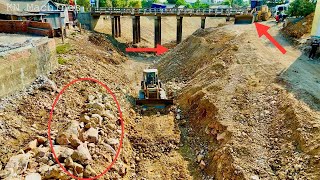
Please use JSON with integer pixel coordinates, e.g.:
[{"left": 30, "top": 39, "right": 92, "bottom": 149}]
[
  {"left": 78, "top": 13, "right": 99, "bottom": 30},
  {"left": 0, "top": 37, "right": 58, "bottom": 97}
]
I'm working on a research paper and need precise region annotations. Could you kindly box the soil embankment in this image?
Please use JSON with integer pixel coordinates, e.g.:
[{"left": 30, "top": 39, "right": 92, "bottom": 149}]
[{"left": 156, "top": 24, "right": 320, "bottom": 179}]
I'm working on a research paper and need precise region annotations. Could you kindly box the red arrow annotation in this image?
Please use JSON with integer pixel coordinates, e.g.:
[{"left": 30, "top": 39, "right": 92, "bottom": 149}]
[
  {"left": 254, "top": 22, "right": 287, "bottom": 54},
  {"left": 126, "top": 44, "right": 168, "bottom": 55}
]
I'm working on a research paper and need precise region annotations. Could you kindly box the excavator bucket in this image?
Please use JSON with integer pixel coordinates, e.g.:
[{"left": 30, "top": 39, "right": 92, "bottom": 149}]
[
  {"left": 135, "top": 99, "right": 174, "bottom": 106},
  {"left": 234, "top": 14, "right": 254, "bottom": 24}
]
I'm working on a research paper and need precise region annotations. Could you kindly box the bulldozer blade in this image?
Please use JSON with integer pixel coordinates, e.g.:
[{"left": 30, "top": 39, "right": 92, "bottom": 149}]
[
  {"left": 234, "top": 14, "right": 254, "bottom": 24},
  {"left": 135, "top": 99, "right": 174, "bottom": 106}
]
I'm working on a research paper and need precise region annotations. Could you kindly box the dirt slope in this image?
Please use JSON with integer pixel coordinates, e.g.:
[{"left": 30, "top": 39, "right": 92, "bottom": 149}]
[
  {"left": 156, "top": 24, "right": 320, "bottom": 179},
  {"left": 0, "top": 30, "right": 192, "bottom": 179}
]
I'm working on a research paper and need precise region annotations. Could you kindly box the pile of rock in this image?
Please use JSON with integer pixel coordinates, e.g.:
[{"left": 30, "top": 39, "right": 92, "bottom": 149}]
[{"left": 0, "top": 93, "right": 127, "bottom": 179}]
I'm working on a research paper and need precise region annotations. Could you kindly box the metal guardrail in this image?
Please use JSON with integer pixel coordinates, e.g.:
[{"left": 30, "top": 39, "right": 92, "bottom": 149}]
[{"left": 91, "top": 7, "right": 248, "bottom": 16}]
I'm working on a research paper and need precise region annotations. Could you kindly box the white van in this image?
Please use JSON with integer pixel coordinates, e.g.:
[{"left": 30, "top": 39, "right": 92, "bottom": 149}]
[{"left": 273, "top": 3, "right": 289, "bottom": 17}]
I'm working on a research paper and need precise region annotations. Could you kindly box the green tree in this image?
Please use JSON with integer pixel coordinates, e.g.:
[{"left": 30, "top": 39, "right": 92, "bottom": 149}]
[
  {"left": 193, "top": 0, "right": 209, "bottom": 8},
  {"left": 288, "top": 0, "right": 316, "bottom": 17},
  {"left": 112, "top": 0, "right": 127, "bottom": 7},
  {"left": 176, "top": 0, "right": 186, "bottom": 5},
  {"left": 77, "top": 0, "right": 90, "bottom": 10},
  {"left": 142, "top": 0, "right": 159, "bottom": 8},
  {"left": 221, "top": 0, "right": 232, "bottom": 6},
  {"left": 99, "top": 0, "right": 113, "bottom": 7},
  {"left": 167, "top": 0, "right": 177, "bottom": 4},
  {"left": 128, "top": 0, "right": 142, "bottom": 7}
]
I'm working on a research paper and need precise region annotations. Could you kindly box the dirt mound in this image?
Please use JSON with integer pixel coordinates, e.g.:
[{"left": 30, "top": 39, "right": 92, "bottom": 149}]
[
  {"left": 156, "top": 25, "right": 320, "bottom": 179},
  {"left": 86, "top": 33, "right": 127, "bottom": 64},
  {"left": 0, "top": 30, "right": 134, "bottom": 179},
  {"left": 282, "top": 13, "right": 314, "bottom": 39}
]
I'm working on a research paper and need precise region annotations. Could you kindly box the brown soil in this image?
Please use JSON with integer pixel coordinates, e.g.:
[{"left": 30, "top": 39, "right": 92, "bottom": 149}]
[
  {"left": 156, "top": 23, "right": 320, "bottom": 179},
  {"left": 282, "top": 13, "right": 314, "bottom": 39}
]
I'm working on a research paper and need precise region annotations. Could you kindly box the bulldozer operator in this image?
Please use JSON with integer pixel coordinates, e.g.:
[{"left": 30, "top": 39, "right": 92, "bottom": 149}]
[{"left": 309, "top": 39, "right": 320, "bottom": 59}]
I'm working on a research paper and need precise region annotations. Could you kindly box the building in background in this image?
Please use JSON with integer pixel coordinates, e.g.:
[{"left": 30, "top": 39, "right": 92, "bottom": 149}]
[{"left": 0, "top": 0, "right": 69, "bottom": 30}]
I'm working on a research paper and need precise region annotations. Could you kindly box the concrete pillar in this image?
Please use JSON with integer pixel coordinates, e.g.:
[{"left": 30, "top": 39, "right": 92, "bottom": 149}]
[
  {"left": 137, "top": 16, "right": 141, "bottom": 42},
  {"left": 114, "top": 16, "right": 118, "bottom": 37},
  {"left": 154, "top": 16, "right": 161, "bottom": 47},
  {"left": 201, "top": 17, "right": 206, "bottom": 29},
  {"left": 117, "top": 16, "right": 121, "bottom": 37},
  {"left": 132, "top": 16, "right": 137, "bottom": 44},
  {"left": 111, "top": 16, "right": 115, "bottom": 38},
  {"left": 176, "top": 16, "right": 183, "bottom": 44}
]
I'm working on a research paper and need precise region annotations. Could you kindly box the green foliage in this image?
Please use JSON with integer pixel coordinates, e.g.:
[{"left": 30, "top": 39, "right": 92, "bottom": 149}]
[
  {"left": 222, "top": 0, "right": 232, "bottom": 6},
  {"left": 193, "top": 0, "right": 209, "bottom": 8},
  {"left": 128, "top": 0, "right": 142, "bottom": 7},
  {"left": 185, "top": 3, "right": 192, "bottom": 8},
  {"left": 176, "top": 0, "right": 186, "bottom": 5},
  {"left": 142, "top": 0, "right": 159, "bottom": 8},
  {"left": 58, "top": 57, "right": 68, "bottom": 65},
  {"left": 167, "top": 0, "right": 177, "bottom": 4},
  {"left": 288, "top": 0, "right": 316, "bottom": 17},
  {"left": 100, "top": 0, "right": 113, "bottom": 7},
  {"left": 77, "top": 0, "right": 90, "bottom": 10},
  {"left": 233, "top": 0, "right": 245, "bottom": 6},
  {"left": 56, "top": 43, "right": 71, "bottom": 54}
]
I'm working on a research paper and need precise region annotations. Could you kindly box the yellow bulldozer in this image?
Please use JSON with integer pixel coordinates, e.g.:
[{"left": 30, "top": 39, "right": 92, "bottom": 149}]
[
  {"left": 135, "top": 69, "right": 173, "bottom": 107},
  {"left": 235, "top": 0, "right": 272, "bottom": 24}
]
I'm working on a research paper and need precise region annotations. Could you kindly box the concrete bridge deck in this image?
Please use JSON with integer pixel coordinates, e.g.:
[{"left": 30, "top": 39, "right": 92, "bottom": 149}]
[
  {"left": 88, "top": 8, "right": 249, "bottom": 47},
  {"left": 91, "top": 8, "right": 248, "bottom": 17}
]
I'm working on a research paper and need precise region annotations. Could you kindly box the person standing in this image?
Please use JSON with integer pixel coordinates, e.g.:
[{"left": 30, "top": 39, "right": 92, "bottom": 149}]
[{"left": 309, "top": 39, "right": 320, "bottom": 59}]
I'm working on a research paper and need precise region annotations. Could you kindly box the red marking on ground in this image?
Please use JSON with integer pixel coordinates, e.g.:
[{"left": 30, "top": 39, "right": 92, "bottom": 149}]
[{"left": 47, "top": 77, "right": 124, "bottom": 180}]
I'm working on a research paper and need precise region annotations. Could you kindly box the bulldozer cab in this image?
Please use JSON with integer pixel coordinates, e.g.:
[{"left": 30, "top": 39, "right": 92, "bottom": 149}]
[
  {"left": 144, "top": 69, "right": 158, "bottom": 87},
  {"left": 136, "top": 69, "right": 173, "bottom": 107}
]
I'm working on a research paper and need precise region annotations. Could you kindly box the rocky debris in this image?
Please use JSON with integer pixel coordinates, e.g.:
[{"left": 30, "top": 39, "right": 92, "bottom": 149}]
[
  {"left": 83, "top": 165, "right": 97, "bottom": 178},
  {"left": 53, "top": 145, "right": 74, "bottom": 162},
  {"left": 25, "top": 172, "right": 41, "bottom": 180},
  {"left": 71, "top": 142, "right": 92, "bottom": 163},
  {"left": 4, "top": 153, "right": 31, "bottom": 176},
  {"left": 24, "top": 139, "right": 38, "bottom": 152},
  {"left": 106, "top": 138, "right": 119, "bottom": 146},
  {"left": 197, "top": 154, "right": 204, "bottom": 163},
  {"left": 36, "top": 136, "right": 47, "bottom": 145},
  {"left": 199, "top": 160, "right": 206, "bottom": 170},
  {"left": 1, "top": 33, "right": 131, "bottom": 180},
  {"left": 84, "top": 128, "right": 99, "bottom": 143},
  {"left": 43, "top": 164, "right": 69, "bottom": 180}
]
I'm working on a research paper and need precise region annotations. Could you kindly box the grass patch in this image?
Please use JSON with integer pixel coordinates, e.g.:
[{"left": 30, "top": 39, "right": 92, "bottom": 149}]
[
  {"left": 58, "top": 57, "right": 68, "bottom": 65},
  {"left": 56, "top": 43, "right": 71, "bottom": 54}
]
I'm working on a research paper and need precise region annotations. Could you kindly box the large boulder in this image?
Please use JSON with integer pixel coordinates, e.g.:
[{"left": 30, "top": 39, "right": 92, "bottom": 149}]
[
  {"left": 24, "top": 139, "right": 38, "bottom": 152},
  {"left": 53, "top": 145, "right": 74, "bottom": 162},
  {"left": 5, "top": 153, "right": 31, "bottom": 176},
  {"left": 56, "top": 121, "right": 80, "bottom": 145},
  {"left": 91, "top": 114, "right": 103, "bottom": 125},
  {"left": 71, "top": 142, "right": 92, "bottom": 163},
  {"left": 25, "top": 172, "right": 41, "bottom": 180},
  {"left": 84, "top": 128, "right": 99, "bottom": 143}
]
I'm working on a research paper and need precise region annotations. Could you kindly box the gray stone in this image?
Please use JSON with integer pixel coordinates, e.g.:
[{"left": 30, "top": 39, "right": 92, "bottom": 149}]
[{"left": 25, "top": 172, "right": 41, "bottom": 180}]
